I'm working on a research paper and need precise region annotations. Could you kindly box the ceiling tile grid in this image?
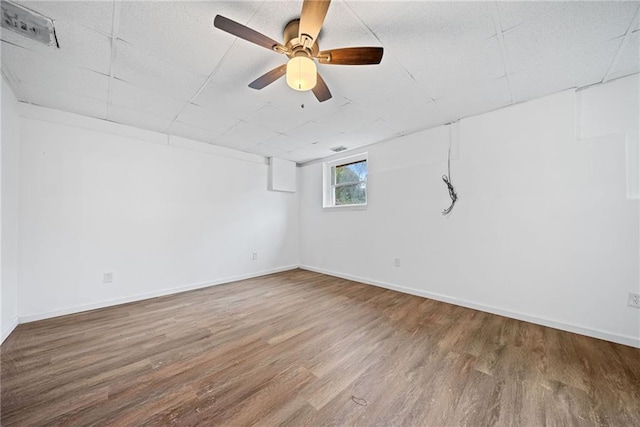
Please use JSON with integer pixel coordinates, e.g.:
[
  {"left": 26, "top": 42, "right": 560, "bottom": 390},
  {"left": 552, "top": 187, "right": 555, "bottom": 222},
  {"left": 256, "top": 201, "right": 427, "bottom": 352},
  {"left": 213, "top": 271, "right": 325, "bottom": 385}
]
[
  {"left": 509, "top": 37, "right": 623, "bottom": 102},
  {"left": 2, "top": 15, "right": 112, "bottom": 74},
  {"left": 1, "top": 42, "right": 110, "bottom": 103},
  {"left": 21, "top": 85, "right": 108, "bottom": 120},
  {"left": 213, "top": 120, "right": 279, "bottom": 148},
  {"left": 1, "top": 0, "right": 638, "bottom": 163},
  {"left": 261, "top": 133, "right": 310, "bottom": 153},
  {"left": 607, "top": 30, "right": 640, "bottom": 81},
  {"left": 20, "top": 0, "right": 115, "bottom": 35},
  {"left": 108, "top": 79, "right": 186, "bottom": 122},
  {"left": 116, "top": 1, "right": 261, "bottom": 77},
  {"left": 113, "top": 40, "right": 209, "bottom": 102},
  {"left": 107, "top": 105, "right": 173, "bottom": 135},
  {"left": 503, "top": 1, "right": 638, "bottom": 74},
  {"left": 192, "top": 80, "right": 266, "bottom": 121},
  {"left": 175, "top": 102, "right": 239, "bottom": 137}
]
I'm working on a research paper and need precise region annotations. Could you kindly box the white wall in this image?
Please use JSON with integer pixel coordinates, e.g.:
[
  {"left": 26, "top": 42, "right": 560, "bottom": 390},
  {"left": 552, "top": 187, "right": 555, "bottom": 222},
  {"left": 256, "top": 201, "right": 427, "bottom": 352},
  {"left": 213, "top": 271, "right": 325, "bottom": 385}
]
[
  {"left": 17, "top": 106, "right": 298, "bottom": 322},
  {"left": 1, "top": 78, "right": 21, "bottom": 343},
  {"left": 299, "top": 75, "right": 640, "bottom": 348}
]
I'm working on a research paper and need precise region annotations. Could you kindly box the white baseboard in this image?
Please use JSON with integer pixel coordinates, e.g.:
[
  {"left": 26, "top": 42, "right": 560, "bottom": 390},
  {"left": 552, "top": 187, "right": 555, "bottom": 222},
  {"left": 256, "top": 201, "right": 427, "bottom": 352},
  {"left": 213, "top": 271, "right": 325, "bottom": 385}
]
[
  {"left": 1, "top": 316, "right": 19, "bottom": 344},
  {"left": 300, "top": 265, "right": 640, "bottom": 349},
  {"left": 19, "top": 265, "right": 299, "bottom": 324}
]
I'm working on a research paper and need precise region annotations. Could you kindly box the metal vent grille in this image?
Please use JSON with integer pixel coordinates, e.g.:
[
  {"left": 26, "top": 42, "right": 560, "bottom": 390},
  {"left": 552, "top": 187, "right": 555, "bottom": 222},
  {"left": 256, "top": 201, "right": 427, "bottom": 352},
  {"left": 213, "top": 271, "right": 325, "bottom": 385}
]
[{"left": 1, "top": 1, "right": 58, "bottom": 47}]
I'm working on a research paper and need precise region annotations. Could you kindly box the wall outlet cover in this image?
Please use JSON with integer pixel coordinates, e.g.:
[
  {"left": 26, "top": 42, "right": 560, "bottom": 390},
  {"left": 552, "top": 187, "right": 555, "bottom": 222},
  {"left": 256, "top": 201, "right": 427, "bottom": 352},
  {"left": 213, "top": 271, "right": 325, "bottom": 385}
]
[{"left": 629, "top": 292, "right": 640, "bottom": 308}]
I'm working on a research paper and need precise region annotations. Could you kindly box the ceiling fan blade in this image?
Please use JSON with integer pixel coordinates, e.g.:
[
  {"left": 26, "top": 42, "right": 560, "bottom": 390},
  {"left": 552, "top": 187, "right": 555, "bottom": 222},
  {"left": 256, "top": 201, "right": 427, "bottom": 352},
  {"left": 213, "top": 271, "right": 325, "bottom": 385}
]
[
  {"left": 298, "top": 0, "right": 331, "bottom": 46},
  {"left": 312, "top": 73, "right": 332, "bottom": 102},
  {"left": 214, "top": 15, "right": 286, "bottom": 53},
  {"left": 317, "top": 47, "right": 384, "bottom": 65},
  {"left": 248, "top": 64, "right": 287, "bottom": 90}
]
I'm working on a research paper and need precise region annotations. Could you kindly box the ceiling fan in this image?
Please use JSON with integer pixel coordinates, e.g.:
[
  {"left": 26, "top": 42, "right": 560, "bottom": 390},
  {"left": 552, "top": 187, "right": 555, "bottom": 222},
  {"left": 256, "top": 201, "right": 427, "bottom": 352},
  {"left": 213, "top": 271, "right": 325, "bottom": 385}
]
[{"left": 213, "top": 0, "right": 383, "bottom": 102}]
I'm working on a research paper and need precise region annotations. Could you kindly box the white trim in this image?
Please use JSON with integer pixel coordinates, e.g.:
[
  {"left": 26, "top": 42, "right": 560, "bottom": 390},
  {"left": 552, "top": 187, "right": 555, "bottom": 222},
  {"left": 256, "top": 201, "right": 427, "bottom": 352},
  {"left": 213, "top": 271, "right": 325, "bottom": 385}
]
[
  {"left": 323, "top": 152, "right": 368, "bottom": 208},
  {"left": 18, "top": 265, "right": 299, "bottom": 324},
  {"left": 323, "top": 204, "right": 368, "bottom": 212},
  {"left": 1, "top": 317, "right": 19, "bottom": 344},
  {"left": 299, "top": 265, "right": 640, "bottom": 349}
]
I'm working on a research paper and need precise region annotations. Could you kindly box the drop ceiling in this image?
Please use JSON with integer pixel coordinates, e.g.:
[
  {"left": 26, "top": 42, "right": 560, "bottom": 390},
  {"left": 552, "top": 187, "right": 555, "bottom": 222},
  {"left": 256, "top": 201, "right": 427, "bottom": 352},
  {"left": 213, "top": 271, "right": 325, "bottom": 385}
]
[{"left": 1, "top": 1, "right": 638, "bottom": 163}]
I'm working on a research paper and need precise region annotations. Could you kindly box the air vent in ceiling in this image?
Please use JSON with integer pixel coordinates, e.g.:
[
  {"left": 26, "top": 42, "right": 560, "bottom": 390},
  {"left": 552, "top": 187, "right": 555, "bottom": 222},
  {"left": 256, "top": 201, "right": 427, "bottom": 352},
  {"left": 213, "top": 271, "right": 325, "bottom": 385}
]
[
  {"left": 1, "top": 1, "right": 58, "bottom": 47},
  {"left": 330, "top": 146, "right": 347, "bottom": 153}
]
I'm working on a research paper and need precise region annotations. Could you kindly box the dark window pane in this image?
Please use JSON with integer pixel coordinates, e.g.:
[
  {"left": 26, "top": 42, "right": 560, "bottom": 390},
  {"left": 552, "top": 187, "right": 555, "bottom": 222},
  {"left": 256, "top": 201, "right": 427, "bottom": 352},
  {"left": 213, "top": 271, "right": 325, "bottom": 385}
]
[
  {"left": 335, "top": 160, "right": 367, "bottom": 184},
  {"left": 335, "top": 183, "right": 366, "bottom": 205}
]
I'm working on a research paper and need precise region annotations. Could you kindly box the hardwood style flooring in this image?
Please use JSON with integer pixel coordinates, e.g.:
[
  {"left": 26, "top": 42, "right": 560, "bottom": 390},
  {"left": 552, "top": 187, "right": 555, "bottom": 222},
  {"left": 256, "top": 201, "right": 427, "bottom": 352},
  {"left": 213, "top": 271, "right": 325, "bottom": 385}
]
[{"left": 2, "top": 269, "right": 639, "bottom": 426}]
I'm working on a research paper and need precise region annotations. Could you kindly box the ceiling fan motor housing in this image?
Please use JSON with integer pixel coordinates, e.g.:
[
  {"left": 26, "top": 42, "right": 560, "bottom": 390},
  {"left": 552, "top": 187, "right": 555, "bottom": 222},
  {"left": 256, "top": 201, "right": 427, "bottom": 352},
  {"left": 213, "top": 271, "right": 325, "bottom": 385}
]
[{"left": 283, "top": 19, "right": 318, "bottom": 59}]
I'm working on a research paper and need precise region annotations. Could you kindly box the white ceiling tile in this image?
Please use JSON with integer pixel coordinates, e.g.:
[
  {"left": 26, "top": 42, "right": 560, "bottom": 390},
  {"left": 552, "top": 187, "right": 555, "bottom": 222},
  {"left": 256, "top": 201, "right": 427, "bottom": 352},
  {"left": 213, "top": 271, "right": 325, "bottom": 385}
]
[
  {"left": 373, "top": 1, "right": 495, "bottom": 56},
  {"left": 342, "top": 0, "right": 401, "bottom": 33},
  {"left": 213, "top": 137, "right": 262, "bottom": 157},
  {"left": 252, "top": 143, "right": 288, "bottom": 159},
  {"left": 337, "top": 118, "right": 398, "bottom": 148},
  {"left": 253, "top": 144, "right": 289, "bottom": 160},
  {"left": 504, "top": 2, "right": 638, "bottom": 73},
  {"left": 244, "top": 0, "right": 302, "bottom": 41},
  {"left": 175, "top": 103, "right": 238, "bottom": 136},
  {"left": 1, "top": 18, "right": 111, "bottom": 74},
  {"left": 311, "top": 0, "right": 369, "bottom": 51},
  {"left": 168, "top": 121, "right": 217, "bottom": 144},
  {"left": 285, "top": 120, "right": 342, "bottom": 145},
  {"left": 607, "top": 32, "right": 640, "bottom": 81},
  {"left": 214, "top": 120, "right": 278, "bottom": 146},
  {"left": 109, "top": 79, "right": 186, "bottom": 121},
  {"left": 107, "top": 105, "right": 172, "bottom": 134},
  {"left": 113, "top": 40, "right": 208, "bottom": 102},
  {"left": 211, "top": 41, "right": 285, "bottom": 87},
  {"left": 268, "top": 87, "right": 344, "bottom": 120},
  {"left": 410, "top": 37, "right": 504, "bottom": 101},
  {"left": 350, "top": 1, "right": 495, "bottom": 41},
  {"left": 497, "top": 2, "right": 566, "bottom": 32},
  {"left": 286, "top": 138, "right": 355, "bottom": 164},
  {"left": 351, "top": 67, "right": 446, "bottom": 134},
  {"left": 262, "top": 134, "right": 308, "bottom": 152},
  {"left": 285, "top": 148, "right": 327, "bottom": 164},
  {"left": 282, "top": 149, "right": 316, "bottom": 164},
  {"left": 435, "top": 77, "right": 511, "bottom": 123},
  {"left": 1, "top": 43, "right": 109, "bottom": 102},
  {"left": 358, "top": 94, "right": 448, "bottom": 136},
  {"left": 21, "top": 84, "right": 107, "bottom": 119},
  {"left": 192, "top": 80, "right": 267, "bottom": 120},
  {"left": 510, "top": 39, "right": 620, "bottom": 102},
  {"left": 314, "top": 102, "right": 377, "bottom": 133},
  {"left": 19, "top": 1, "right": 115, "bottom": 35},
  {"left": 118, "top": 1, "right": 261, "bottom": 76},
  {"left": 48, "top": 19, "right": 111, "bottom": 74},
  {"left": 315, "top": 53, "right": 411, "bottom": 104},
  {"left": 244, "top": 104, "right": 291, "bottom": 133}
]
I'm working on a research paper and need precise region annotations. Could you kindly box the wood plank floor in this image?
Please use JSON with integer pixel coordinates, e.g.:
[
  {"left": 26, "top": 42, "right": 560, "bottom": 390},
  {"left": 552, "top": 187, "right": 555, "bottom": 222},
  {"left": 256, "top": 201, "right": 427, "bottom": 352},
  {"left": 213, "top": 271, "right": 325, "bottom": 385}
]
[{"left": 2, "top": 269, "right": 639, "bottom": 426}]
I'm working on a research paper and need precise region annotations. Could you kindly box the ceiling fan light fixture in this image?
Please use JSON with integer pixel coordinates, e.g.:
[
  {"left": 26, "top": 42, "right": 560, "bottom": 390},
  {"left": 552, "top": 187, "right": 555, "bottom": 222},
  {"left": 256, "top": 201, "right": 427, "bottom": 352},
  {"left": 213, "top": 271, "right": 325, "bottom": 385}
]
[{"left": 286, "top": 56, "right": 317, "bottom": 91}]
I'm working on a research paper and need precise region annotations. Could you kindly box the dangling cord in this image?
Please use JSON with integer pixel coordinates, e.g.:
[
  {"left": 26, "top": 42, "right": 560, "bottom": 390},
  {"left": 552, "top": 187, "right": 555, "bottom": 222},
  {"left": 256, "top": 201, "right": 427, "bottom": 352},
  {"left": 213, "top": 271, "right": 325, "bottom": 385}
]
[{"left": 442, "top": 125, "right": 458, "bottom": 215}]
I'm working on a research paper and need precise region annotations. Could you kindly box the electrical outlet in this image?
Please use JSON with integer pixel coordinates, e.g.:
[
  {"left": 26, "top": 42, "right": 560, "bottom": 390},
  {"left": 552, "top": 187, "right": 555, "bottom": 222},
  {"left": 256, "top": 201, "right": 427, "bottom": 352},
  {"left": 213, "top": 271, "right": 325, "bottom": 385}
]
[
  {"left": 252, "top": 252, "right": 258, "bottom": 261},
  {"left": 394, "top": 258, "right": 401, "bottom": 267},
  {"left": 103, "top": 272, "right": 113, "bottom": 284},
  {"left": 629, "top": 292, "right": 640, "bottom": 308}
]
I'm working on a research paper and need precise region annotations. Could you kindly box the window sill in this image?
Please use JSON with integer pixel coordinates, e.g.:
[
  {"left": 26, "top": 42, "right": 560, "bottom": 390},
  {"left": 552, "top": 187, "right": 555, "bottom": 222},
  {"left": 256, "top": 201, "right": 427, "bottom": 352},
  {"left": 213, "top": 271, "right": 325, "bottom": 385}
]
[{"left": 323, "top": 204, "right": 368, "bottom": 211}]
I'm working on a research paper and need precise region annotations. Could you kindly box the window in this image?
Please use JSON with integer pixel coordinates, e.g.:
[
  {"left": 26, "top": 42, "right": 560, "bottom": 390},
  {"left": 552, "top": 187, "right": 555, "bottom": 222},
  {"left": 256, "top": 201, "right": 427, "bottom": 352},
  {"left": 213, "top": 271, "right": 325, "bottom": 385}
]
[{"left": 323, "top": 153, "right": 368, "bottom": 208}]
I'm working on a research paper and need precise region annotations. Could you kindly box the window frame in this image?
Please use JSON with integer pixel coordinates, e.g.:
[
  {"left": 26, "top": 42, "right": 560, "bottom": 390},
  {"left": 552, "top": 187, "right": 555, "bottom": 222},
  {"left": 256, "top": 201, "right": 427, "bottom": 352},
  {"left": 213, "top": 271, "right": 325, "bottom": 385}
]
[{"left": 322, "top": 152, "right": 368, "bottom": 210}]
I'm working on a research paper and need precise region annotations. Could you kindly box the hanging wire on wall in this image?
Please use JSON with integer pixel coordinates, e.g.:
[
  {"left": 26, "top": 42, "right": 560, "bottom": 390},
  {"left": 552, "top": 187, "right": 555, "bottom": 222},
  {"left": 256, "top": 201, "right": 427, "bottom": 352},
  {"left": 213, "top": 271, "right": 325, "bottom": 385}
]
[{"left": 442, "top": 124, "right": 458, "bottom": 215}]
